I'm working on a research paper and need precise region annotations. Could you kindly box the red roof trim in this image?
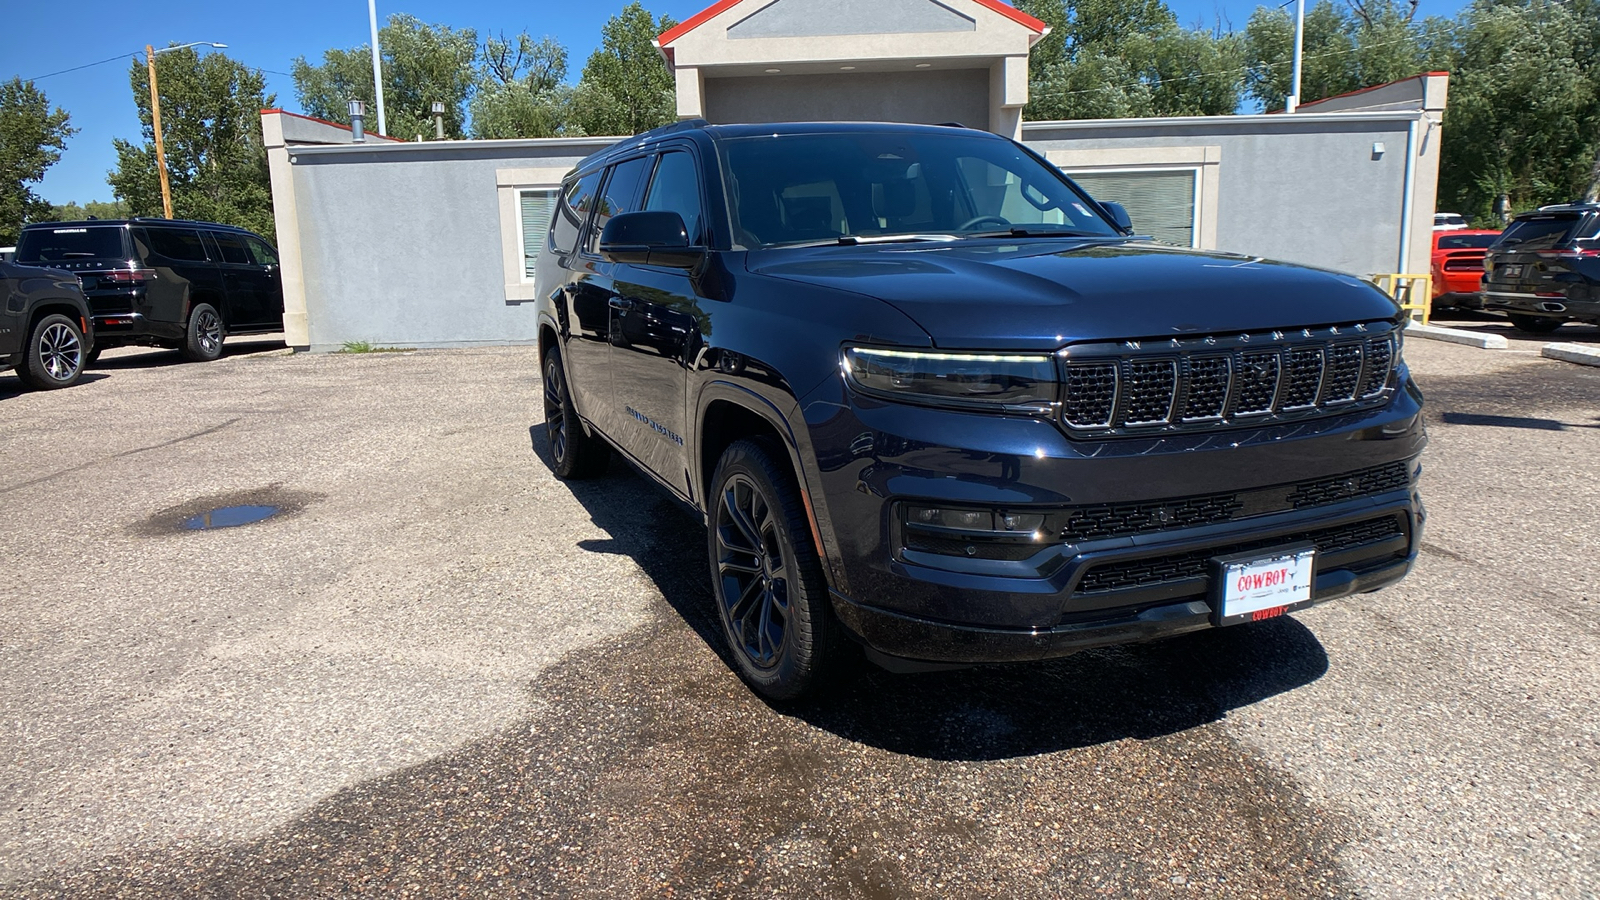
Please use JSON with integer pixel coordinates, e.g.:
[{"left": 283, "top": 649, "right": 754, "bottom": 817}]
[
  {"left": 260, "top": 108, "right": 403, "bottom": 142},
  {"left": 658, "top": 0, "right": 1046, "bottom": 47}
]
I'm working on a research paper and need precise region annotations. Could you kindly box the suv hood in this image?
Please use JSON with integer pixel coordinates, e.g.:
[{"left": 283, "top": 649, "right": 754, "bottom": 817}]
[{"left": 747, "top": 239, "right": 1400, "bottom": 349}]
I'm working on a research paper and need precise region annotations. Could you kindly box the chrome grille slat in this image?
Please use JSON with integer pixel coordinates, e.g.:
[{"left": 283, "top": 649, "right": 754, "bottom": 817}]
[{"left": 1057, "top": 324, "right": 1399, "bottom": 436}]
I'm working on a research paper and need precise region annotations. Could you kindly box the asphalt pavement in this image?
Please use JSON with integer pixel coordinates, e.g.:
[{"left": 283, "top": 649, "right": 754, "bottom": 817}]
[{"left": 0, "top": 331, "right": 1594, "bottom": 898}]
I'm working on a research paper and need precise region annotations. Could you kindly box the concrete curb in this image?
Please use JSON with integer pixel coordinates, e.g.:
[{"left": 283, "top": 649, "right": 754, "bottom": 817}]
[
  {"left": 1541, "top": 343, "right": 1600, "bottom": 367},
  {"left": 1403, "top": 321, "right": 1509, "bottom": 350}
]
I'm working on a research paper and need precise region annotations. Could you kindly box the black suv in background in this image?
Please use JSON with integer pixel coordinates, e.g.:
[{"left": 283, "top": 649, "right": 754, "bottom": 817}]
[
  {"left": 1, "top": 260, "right": 94, "bottom": 389},
  {"left": 534, "top": 121, "right": 1426, "bottom": 700},
  {"left": 1481, "top": 202, "right": 1600, "bottom": 333},
  {"left": 14, "top": 219, "right": 283, "bottom": 362}
]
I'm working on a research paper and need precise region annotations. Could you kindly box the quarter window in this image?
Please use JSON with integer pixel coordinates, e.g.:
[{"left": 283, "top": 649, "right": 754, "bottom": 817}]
[{"left": 552, "top": 171, "right": 603, "bottom": 256}]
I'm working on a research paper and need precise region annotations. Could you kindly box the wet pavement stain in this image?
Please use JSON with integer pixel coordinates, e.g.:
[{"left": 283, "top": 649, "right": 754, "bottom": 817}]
[
  {"left": 17, "top": 478, "right": 1358, "bottom": 899},
  {"left": 129, "top": 486, "right": 322, "bottom": 537}
]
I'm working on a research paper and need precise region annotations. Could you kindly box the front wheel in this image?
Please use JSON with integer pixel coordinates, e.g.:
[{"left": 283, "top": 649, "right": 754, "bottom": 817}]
[
  {"left": 1507, "top": 313, "right": 1564, "bottom": 334},
  {"left": 17, "top": 313, "right": 85, "bottom": 390},
  {"left": 180, "top": 302, "right": 225, "bottom": 362},
  {"left": 708, "top": 438, "right": 839, "bottom": 701}
]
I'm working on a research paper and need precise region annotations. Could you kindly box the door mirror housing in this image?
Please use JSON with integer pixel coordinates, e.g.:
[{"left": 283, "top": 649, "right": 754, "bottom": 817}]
[
  {"left": 600, "top": 211, "right": 704, "bottom": 269},
  {"left": 1100, "top": 201, "right": 1133, "bottom": 233}
]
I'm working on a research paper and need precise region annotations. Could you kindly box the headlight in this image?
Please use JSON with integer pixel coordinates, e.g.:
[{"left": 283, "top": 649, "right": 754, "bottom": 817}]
[{"left": 843, "top": 347, "right": 1056, "bottom": 413}]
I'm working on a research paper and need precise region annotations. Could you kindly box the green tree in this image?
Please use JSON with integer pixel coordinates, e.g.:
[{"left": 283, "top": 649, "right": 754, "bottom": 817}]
[
  {"left": 0, "top": 77, "right": 76, "bottom": 245},
  {"left": 470, "top": 33, "right": 580, "bottom": 139},
  {"left": 573, "top": 3, "right": 678, "bottom": 137},
  {"left": 1017, "top": 0, "right": 1244, "bottom": 120},
  {"left": 1242, "top": 0, "right": 1454, "bottom": 112},
  {"left": 293, "top": 14, "right": 479, "bottom": 140},
  {"left": 45, "top": 199, "right": 130, "bottom": 221},
  {"left": 1439, "top": 0, "right": 1600, "bottom": 219},
  {"left": 108, "top": 47, "right": 276, "bottom": 240}
]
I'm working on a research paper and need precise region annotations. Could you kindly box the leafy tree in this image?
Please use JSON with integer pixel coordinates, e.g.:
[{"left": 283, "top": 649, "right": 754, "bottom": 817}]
[
  {"left": 470, "top": 33, "right": 580, "bottom": 139},
  {"left": 573, "top": 3, "right": 678, "bottom": 137},
  {"left": 1242, "top": 0, "right": 1453, "bottom": 112},
  {"left": 0, "top": 77, "right": 76, "bottom": 245},
  {"left": 1017, "top": 0, "right": 1244, "bottom": 120},
  {"left": 293, "top": 14, "right": 479, "bottom": 140},
  {"left": 45, "top": 199, "right": 130, "bottom": 221},
  {"left": 108, "top": 47, "right": 276, "bottom": 240},
  {"left": 1439, "top": 0, "right": 1600, "bottom": 219}
]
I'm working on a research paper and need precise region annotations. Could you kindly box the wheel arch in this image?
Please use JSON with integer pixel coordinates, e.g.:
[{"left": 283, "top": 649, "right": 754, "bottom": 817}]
[{"left": 27, "top": 302, "right": 89, "bottom": 339}]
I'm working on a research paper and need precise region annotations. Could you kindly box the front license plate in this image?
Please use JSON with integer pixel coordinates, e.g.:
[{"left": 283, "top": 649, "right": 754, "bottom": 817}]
[{"left": 1211, "top": 544, "right": 1315, "bottom": 626}]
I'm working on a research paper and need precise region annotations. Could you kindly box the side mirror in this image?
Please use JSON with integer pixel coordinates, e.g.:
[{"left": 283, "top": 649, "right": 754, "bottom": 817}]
[
  {"left": 1100, "top": 201, "right": 1133, "bottom": 232},
  {"left": 600, "top": 211, "right": 703, "bottom": 269}
]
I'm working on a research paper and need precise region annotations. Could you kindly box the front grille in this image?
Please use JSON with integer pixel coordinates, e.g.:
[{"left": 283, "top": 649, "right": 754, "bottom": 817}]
[
  {"left": 1059, "top": 323, "right": 1399, "bottom": 436},
  {"left": 1075, "top": 515, "right": 1406, "bottom": 595},
  {"left": 1286, "top": 461, "right": 1411, "bottom": 509}
]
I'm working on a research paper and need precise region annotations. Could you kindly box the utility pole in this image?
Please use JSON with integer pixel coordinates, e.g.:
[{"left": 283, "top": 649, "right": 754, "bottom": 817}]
[
  {"left": 145, "top": 45, "right": 174, "bottom": 218},
  {"left": 369, "top": 0, "right": 387, "bottom": 137}
]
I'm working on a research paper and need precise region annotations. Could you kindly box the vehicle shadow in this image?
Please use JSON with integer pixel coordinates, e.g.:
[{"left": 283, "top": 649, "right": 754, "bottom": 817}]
[
  {"left": 529, "top": 425, "right": 1330, "bottom": 762},
  {"left": 90, "top": 337, "right": 288, "bottom": 370},
  {"left": 0, "top": 371, "right": 109, "bottom": 400}
]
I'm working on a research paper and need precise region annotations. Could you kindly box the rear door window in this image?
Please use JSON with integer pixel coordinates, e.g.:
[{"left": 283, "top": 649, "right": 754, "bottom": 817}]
[
  {"left": 145, "top": 228, "right": 210, "bottom": 261},
  {"left": 15, "top": 226, "right": 126, "bottom": 263},
  {"left": 210, "top": 232, "right": 252, "bottom": 265}
]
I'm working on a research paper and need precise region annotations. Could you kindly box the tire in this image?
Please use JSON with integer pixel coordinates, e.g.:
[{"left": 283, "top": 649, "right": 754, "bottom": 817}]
[
  {"left": 17, "top": 313, "right": 86, "bottom": 390},
  {"left": 542, "top": 348, "right": 610, "bottom": 479},
  {"left": 1507, "top": 313, "right": 1563, "bottom": 334},
  {"left": 708, "top": 438, "right": 839, "bottom": 701},
  {"left": 179, "top": 302, "right": 225, "bottom": 362}
]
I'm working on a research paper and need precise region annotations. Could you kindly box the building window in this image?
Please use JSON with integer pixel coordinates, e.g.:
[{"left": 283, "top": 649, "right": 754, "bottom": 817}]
[
  {"left": 518, "top": 188, "right": 559, "bottom": 280},
  {"left": 1068, "top": 169, "right": 1198, "bottom": 247}
]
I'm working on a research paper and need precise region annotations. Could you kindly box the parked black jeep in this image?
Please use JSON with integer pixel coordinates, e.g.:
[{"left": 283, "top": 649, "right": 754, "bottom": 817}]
[
  {"left": 1481, "top": 202, "right": 1600, "bottom": 333},
  {"left": 14, "top": 219, "right": 283, "bottom": 362},
  {"left": 1, "top": 260, "right": 94, "bottom": 389},
  {"left": 533, "top": 121, "right": 1426, "bottom": 700}
]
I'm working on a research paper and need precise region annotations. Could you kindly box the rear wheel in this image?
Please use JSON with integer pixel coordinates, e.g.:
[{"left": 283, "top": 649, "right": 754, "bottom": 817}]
[
  {"left": 180, "top": 303, "right": 225, "bottom": 362},
  {"left": 542, "top": 348, "right": 609, "bottom": 479},
  {"left": 708, "top": 438, "right": 838, "bottom": 701},
  {"left": 1507, "top": 313, "right": 1563, "bottom": 334},
  {"left": 17, "top": 313, "right": 85, "bottom": 390}
]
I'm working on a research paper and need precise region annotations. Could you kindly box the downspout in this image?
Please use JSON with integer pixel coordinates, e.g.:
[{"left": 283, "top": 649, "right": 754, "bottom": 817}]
[{"left": 1398, "top": 115, "right": 1418, "bottom": 273}]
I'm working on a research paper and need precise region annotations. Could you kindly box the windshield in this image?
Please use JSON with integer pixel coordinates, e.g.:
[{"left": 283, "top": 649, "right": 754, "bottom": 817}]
[
  {"left": 16, "top": 225, "right": 127, "bottom": 263},
  {"left": 717, "top": 131, "right": 1120, "bottom": 248}
]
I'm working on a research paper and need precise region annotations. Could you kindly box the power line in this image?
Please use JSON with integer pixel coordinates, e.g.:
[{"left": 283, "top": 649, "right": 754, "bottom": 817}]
[{"left": 25, "top": 51, "right": 140, "bottom": 82}]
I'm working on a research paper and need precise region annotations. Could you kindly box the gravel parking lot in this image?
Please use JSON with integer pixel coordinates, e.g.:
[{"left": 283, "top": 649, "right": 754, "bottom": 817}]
[{"left": 1, "top": 332, "right": 1595, "bottom": 898}]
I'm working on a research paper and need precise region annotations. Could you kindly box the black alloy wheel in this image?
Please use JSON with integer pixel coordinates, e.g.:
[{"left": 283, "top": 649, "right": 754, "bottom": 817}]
[
  {"left": 180, "top": 303, "right": 225, "bottom": 362},
  {"left": 709, "top": 438, "right": 838, "bottom": 700},
  {"left": 18, "top": 313, "right": 86, "bottom": 390},
  {"left": 542, "top": 349, "right": 609, "bottom": 479}
]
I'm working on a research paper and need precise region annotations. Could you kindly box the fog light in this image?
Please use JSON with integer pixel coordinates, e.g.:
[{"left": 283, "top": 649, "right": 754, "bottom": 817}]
[{"left": 999, "top": 512, "right": 1045, "bottom": 532}]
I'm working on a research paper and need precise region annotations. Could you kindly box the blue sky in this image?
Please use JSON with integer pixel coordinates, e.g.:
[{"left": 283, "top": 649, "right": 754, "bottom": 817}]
[{"left": 8, "top": 0, "right": 1472, "bottom": 205}]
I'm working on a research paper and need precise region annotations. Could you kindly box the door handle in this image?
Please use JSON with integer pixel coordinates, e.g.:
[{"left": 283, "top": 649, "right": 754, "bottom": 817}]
[{"left": 608, "top": 297, "right": 636, "bottom": 311}]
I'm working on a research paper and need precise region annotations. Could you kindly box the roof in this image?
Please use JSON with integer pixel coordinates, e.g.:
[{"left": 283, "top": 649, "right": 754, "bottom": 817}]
[
  {"left": 22, "top": 218, "right": 258, "bottom": 233},
  {"left": 657, "top": 0, "right": 1048, "bottom": 48}
]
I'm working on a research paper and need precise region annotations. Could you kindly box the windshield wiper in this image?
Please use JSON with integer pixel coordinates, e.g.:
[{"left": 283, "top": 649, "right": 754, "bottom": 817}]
[
  {"left": 965, "top": 227, "right": 1118, "bottom": 239},
  {"left": 778, "top": 233, "right": 963, "bottom": 249}
]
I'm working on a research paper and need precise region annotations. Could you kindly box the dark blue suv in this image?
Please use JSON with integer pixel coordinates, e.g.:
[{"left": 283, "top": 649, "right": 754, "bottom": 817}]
[{"left": 533, "top": 121, "right": 1426, "bottom": 700}]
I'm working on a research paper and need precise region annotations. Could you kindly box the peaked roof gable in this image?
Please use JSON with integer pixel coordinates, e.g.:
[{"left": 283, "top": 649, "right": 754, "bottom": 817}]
[{"left": 657, "top": 0, "right": 1047, "bottom": 48}]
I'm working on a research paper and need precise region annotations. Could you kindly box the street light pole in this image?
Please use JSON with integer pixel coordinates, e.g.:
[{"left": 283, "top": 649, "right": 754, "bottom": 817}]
[
  {"left": 1287, "top": 0, "right": 1306, "bottom": 113},
  {"left": 368, "top": 0, "right": 387, "bottom": 137},
  {"left": 145, "top": 41, "right": 228, "bottom": 220}
]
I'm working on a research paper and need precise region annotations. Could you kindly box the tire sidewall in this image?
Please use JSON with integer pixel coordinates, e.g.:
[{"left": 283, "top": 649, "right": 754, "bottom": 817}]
[{"left": 20, "top": 313, "right": 85, "bottom": 390}]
